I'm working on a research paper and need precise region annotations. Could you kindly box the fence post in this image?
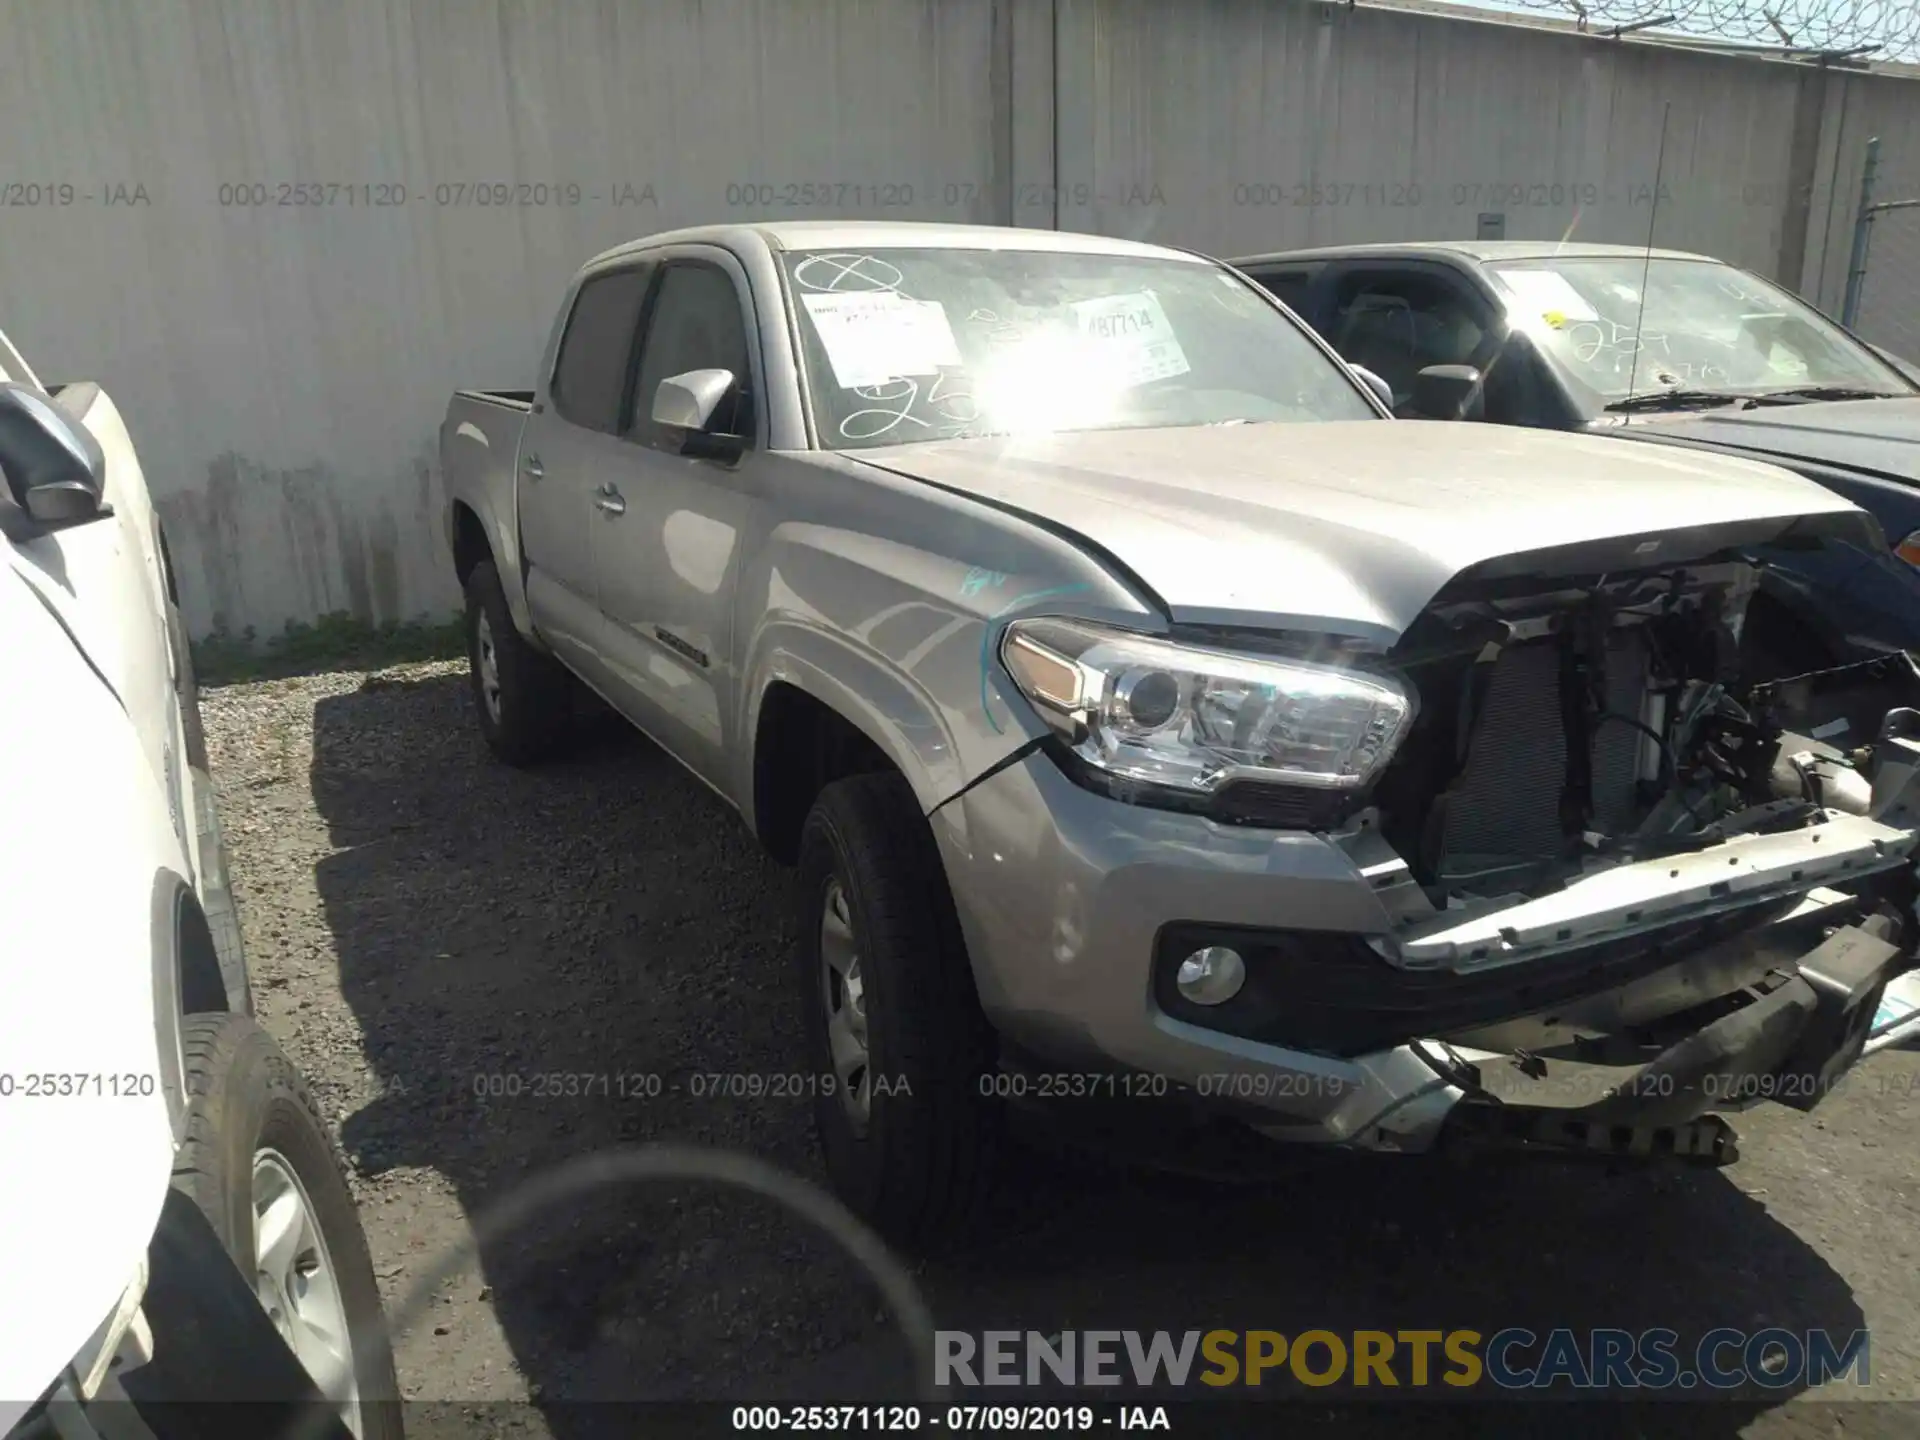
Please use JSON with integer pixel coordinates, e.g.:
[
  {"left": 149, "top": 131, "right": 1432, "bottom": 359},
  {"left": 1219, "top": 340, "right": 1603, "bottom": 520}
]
[{"left": 1842, "top": 136, "right": 1882, "bottom": 329}]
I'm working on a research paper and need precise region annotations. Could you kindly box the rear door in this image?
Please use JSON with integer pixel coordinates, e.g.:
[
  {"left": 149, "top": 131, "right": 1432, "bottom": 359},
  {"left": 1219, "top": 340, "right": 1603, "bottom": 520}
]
[{"left": 517, "top": 262, "right": 655, "bottom": 657}]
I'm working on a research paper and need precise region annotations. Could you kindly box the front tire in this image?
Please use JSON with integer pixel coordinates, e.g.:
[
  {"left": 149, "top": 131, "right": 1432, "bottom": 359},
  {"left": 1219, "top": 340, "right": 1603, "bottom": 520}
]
[
  {"left": 796, "top": 772, "right": 1002, "bottom": 1252},
  {"left": 464, "top": 558, "right": 572, "bottom": 766},
  {"left": 172, "top": 1013, "right": 402, "bottom": 1440}
]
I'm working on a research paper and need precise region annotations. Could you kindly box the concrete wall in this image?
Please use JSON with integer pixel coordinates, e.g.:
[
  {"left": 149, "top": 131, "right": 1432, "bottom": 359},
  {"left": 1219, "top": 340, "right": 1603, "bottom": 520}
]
[
  {"left": 1, "top": 0, "right": 1915, "bottom": 640},
  {"left": 1046, "top": 0, "right": 1811, "bottom": 270},
  {"left": 0, "top": 0, "right": 1001, "bottom": 637}
]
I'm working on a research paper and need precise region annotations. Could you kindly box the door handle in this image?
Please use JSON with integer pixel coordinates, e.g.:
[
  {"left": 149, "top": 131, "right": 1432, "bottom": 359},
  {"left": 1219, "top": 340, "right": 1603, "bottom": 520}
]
[
  {"left": 522, "top": 453, "right": 544, "bottom": 480},
  {"left": 594, "top": 484, "right": 626, "bottom": 517}
]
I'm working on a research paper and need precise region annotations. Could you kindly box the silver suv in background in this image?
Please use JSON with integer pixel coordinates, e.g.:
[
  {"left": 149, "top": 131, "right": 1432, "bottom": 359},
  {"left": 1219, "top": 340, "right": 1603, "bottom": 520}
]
[{"left": 442, "top": 221, "right": 1920, "bottom": 1250}]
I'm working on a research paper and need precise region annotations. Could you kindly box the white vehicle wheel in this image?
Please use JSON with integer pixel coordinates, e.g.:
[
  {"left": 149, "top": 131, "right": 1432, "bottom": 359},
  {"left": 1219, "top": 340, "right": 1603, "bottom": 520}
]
[
  {"left": 252, "top": 1148, "right": 360, "bottom": 1432},
  {"left": 172, "top": 1013, "right": 402, "bottom": 1439}
]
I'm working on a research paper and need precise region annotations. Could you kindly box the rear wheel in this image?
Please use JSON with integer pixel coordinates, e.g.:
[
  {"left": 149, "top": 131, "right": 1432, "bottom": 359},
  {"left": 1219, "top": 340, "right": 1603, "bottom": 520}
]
[
  {"left": 464, "top": 559, "right": 572, "bottom": 765},
  {"left": 795, "top": 772, "right": 1002, "bottom": 1252},
  {"left": 172, "top": 1013, "right": 402, "bottom": 1440}
]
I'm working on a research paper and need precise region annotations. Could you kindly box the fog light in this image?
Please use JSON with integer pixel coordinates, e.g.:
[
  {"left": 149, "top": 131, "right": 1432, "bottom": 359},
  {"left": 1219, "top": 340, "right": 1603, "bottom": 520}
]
[{"left": 1175, "top": 946, "right": 1246, "bottom": 1005}]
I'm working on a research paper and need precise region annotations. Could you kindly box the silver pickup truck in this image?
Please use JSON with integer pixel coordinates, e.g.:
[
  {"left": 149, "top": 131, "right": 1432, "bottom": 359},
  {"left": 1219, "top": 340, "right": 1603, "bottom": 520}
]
[{"left": 442, "top": 220, "right": 1920, "bottom": 1250}]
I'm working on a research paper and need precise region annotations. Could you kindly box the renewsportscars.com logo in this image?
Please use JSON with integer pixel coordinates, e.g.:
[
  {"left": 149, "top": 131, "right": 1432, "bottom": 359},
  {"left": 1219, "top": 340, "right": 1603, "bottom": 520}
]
[{"left": 935, "top": 1328, "right": 1871, "bottom": 1391}]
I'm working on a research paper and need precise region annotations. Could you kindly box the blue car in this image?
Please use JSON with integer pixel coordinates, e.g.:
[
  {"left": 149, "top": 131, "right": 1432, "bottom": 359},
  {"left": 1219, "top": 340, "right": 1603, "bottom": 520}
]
[{"left": 1230, "top": 240, "right": 1920, "bottom": 673}]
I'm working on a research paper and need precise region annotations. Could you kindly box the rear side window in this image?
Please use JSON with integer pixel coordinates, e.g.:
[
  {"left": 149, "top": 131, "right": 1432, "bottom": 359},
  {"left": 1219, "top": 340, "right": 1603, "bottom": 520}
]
[
  {"left": 1252, "top": 270, "right": 1313, "bottom": 313},
  {"left": 550, "top": 266, "right": 653, "bottom": 432}
]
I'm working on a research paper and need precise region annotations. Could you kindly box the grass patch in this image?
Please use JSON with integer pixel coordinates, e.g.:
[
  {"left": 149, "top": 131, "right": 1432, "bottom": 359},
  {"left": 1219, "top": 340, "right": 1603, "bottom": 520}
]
[{"left": 194, "top": 611, "right": 465, "bottom": 685}]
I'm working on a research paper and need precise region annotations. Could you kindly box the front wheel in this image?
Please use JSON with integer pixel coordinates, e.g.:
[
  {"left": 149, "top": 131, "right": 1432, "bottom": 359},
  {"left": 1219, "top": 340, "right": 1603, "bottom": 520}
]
[
  {"left": 172, "top": 1013, "right": 402, "bottom": 1440},
  {"left": 795, "top": 772, "right": 1003, "bottom": 1253}
]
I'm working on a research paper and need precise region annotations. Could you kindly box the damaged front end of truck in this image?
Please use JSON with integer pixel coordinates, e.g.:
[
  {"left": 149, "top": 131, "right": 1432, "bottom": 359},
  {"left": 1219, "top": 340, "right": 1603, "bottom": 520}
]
[{"left": 1315, "top": 528, "right": 1920, "bottom": 1165}]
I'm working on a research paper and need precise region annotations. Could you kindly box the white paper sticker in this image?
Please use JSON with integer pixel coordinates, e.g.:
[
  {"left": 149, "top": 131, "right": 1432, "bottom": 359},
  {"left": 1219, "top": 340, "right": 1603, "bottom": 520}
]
[
  {"left": 1070, "top": 290, "right": 1191, "bottom": 386},
  {"left": 1871, "top": 971, "right": 1920, "bottom": 1040},
  {"left": 801, "top": 291, "right": 962, "bottom": 389},
  {"left": 1499, "top": 269, "right": 1601, "bottom": 324}
]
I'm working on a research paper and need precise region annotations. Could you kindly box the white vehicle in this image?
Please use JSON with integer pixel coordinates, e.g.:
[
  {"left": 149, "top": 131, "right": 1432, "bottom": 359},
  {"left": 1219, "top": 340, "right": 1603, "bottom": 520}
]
[{"left": 0, "top": 329, "right": 400, "bottom": 1439}]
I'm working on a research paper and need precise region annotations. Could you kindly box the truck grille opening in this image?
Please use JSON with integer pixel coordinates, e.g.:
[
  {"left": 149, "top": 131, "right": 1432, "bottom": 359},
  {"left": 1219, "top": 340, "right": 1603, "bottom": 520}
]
[
  {"left": 1436, "top": 629, "right": 1652, "bottom": 881},
  {"left": 1368, "top": 563, "right": 1788, "bottom": 903}
]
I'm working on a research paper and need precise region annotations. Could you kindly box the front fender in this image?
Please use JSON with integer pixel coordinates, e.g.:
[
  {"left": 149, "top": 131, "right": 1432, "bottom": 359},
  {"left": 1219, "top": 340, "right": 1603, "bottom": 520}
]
[
  {"left": 742, "top": 618, "right": 976, "bottom": 821},
  {"left": 731, "top": 500, "right": 1158, "bottom": 827}
]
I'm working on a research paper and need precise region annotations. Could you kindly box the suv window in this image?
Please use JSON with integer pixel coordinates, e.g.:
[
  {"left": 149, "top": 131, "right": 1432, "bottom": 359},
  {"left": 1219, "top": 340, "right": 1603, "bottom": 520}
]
[
  {"left": 1250, "top": 270, "right": 1313, "bottom": 313},
  {"left": 628, "top": 262, "right": 755, "bottom": 441},
  {"left": 1327, "top": 271, "right": 1489, "bottom": 410},
  {"left": 550, "top": 265, "right": 654, "bottom": 433}
]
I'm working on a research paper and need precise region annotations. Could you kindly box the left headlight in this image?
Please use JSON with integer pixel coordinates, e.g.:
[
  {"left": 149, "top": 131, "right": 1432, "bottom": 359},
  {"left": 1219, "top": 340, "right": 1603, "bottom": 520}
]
[{"left": 1000, "top": 618, "right": 1416, "bottom": 802}]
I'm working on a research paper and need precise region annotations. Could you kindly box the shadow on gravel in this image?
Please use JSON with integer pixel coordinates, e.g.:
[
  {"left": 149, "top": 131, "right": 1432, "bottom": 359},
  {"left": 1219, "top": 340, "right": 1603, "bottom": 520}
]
[{"left": 308, "top": 673, "right": 1867, "bottom": 1438}]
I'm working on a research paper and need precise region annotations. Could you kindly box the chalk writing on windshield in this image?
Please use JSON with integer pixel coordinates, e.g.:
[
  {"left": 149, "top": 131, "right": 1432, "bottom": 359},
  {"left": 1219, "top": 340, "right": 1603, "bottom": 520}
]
[
  {"left": 837, "top": 371, "right": 980, "bottom": 442},
  {"left": 1717, "top": 274, "right": 1778, "bottom": 307},
  {"left": 789, "top": 252, "right": 984, "bottom": 439},
  {"left": 791, "top": 252, "right": 907, "bottom": 294},
  {"left": 1567, "top": 319, "right": 1672, "bottom": 364}
]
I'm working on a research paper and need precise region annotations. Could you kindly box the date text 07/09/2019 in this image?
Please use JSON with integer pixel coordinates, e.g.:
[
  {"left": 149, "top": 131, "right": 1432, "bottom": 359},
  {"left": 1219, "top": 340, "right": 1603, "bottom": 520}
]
[{"left": 731, "top": 1406, "right": 1169, "bottom": 1432}]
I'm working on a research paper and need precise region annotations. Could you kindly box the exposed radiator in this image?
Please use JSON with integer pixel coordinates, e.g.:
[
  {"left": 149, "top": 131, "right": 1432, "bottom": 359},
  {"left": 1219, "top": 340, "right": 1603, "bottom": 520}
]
[{"left": 1437, "top": 629, "right": 1651, "bottom": 877}]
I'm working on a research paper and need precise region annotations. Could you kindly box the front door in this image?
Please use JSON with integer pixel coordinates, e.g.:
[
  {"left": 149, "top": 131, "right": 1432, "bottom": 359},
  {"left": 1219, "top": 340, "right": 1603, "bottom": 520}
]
[{"left": 588, "top": 249, "right": 760, "bottom": 790}]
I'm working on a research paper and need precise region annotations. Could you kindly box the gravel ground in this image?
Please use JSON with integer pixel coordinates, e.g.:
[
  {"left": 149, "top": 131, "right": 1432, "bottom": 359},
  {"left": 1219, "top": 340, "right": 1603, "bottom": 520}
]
[{"left": 204, "top": 660, "right": 1920, "bottom": 1437}]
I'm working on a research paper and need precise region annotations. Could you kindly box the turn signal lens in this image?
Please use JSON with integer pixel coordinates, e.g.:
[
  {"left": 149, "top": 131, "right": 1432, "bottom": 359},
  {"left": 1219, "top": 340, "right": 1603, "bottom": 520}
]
[{"left": 1897, "top": 529, "right": 1920, "bottom": 568}]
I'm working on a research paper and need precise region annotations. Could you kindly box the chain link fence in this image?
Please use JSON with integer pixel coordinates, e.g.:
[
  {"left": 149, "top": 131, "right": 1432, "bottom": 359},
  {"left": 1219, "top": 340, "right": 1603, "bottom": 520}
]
[
  {"left": 1842, "top": 140, "right": 1920, "bottom": 364},
  {"left": 1854, "top": 208, "right": 1920, "bottom": 363}
]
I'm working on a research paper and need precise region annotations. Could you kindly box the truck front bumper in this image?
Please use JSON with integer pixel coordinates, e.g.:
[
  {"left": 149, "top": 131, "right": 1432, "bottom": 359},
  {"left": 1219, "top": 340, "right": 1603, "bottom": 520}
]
[{"left": 930, "top": 748, "right": 1920, "bottom": 1160}]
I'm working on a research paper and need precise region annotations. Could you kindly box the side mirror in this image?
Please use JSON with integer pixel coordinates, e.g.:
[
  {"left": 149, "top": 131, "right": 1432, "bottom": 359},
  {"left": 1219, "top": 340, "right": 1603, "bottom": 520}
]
[
  {"left": 651, "top": 368, "right": 749, "bottom": 462},
  {"left": 1408, "top": 364, "right": 1486, "bottom": 421},
  {"left": 0, "top": 382, "right": 108, "bottom": 527},
  {"left": 1347, "top": 364, "right": 1395, "bottom": 412}
]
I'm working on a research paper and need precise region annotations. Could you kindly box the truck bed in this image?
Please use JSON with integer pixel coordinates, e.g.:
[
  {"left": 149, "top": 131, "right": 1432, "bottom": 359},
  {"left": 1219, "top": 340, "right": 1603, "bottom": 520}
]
[{"left": 441, "top": 390, "right": 532, "bottom": 624}]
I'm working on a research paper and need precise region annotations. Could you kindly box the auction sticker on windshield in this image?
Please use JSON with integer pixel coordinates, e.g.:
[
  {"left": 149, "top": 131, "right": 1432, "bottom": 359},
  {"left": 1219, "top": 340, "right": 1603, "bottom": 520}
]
[
  {"left": 1498, "top": 269, "right": 1600, "bottom": 327},
  {"left": 801, "top": 291, "right": 962, "bottom": 388},
  {"left": 1070, "top": 290, "right": 1191, "bottom": 386}
]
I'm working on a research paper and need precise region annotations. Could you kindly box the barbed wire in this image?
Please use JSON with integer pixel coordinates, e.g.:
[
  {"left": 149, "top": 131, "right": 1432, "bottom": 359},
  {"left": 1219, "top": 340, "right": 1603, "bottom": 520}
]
[{"left": 1497, "top": 0, "right": 1920, "bottom": 56}]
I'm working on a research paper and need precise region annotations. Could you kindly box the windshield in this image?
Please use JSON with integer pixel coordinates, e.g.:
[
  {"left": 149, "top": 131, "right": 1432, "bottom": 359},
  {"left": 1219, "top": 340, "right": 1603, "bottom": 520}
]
[
  {"left": 780, "top": 247, "right": 1378, "bottom": 450},
  {"left": 1486, "top": 256, "right": 1913, "bottom": 407}
]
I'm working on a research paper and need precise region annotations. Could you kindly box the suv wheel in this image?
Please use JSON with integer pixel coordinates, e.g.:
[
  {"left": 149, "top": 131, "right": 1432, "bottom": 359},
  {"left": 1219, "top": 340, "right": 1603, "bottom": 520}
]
[
  {"left": 796, "top": 772, "right": 1002, "bottom": 1252},
  {"left": 172, "top": 1013, "right": 402, "bottom": 1439}
]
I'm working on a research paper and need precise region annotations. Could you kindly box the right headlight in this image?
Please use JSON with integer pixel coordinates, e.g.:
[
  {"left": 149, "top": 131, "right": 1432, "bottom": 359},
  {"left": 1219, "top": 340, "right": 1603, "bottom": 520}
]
[{"left": 1000, "top": 618, "right": 1416, "bottom": 806}]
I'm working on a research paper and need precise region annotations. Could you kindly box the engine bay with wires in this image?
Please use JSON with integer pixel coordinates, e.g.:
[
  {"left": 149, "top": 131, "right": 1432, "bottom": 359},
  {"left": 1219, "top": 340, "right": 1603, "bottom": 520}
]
[{"left": 1345, "top": 557, "right": 1920, "bottom": 969}]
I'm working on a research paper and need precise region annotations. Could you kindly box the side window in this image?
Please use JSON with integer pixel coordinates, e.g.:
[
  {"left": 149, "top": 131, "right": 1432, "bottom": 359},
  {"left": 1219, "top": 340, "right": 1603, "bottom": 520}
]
[
  {"left": 1251, "top": 270, "right": 1313, "bottom": 314},
  {"left": 1327, "top": 271, "right": 1490, "bottom": 412},
  {"left": 549, "top": 265, "right": 653, "bottom": 433},
  {"left": 627, "top": 262, "right": 755, "bottom": 442}
]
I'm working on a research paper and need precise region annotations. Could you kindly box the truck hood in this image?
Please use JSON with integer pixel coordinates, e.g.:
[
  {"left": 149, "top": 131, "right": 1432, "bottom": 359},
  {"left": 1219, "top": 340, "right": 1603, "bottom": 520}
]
[
  {"left": 858, "top": 420, "right": 1871, "bottom": 643},
  {"left": 0, "top": 561, "right": 178, "bottom": 1430},
  {"left": 1602, "top": 397, "right": 1920, "bottom": 486}
]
